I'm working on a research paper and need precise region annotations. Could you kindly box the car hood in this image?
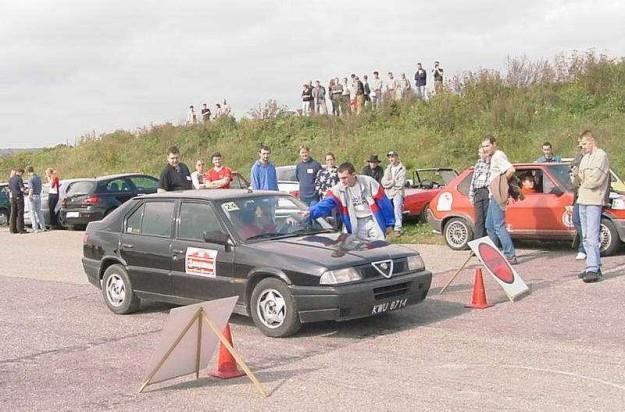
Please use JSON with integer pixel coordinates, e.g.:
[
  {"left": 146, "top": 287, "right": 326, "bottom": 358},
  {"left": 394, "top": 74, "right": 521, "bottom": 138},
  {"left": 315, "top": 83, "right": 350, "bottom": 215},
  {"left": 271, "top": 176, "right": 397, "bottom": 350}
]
[{"left": 246, "top": 233, "right": 414, "bottom": 268}]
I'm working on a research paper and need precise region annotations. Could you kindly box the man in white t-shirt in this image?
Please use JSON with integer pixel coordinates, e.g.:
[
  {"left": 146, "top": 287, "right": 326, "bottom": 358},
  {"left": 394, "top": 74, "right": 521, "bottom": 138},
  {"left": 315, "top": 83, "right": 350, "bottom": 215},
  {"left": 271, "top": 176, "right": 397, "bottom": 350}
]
[
  {"left": 381, "top": 151, "right": 406, "bottom": 236},
  {"left": 482, "top": 135, "right": 518, "bottom": 264},
  {"left": 191, "top": 159, "right": 206, "bottom": 190},
  {"left": 370, "top": 71, "right": 383, "bottom": 107}
]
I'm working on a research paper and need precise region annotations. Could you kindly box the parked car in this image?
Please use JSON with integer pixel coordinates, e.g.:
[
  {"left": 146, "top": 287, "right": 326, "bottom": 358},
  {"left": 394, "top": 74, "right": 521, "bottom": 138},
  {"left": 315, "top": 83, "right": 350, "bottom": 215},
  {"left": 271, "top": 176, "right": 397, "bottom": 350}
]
[
  {"left": 0, "top": 184, "right": 9, "bottom": 225},
  {"left": 276, "top": 165, "right": 299, "bottom": 196},
  {"left": 60, "top": 173, "right": 159, "bottom": 229},
  {"left": 427, "top": 162, "right": 625, "bottom": 255},
  {"left": 82, "top": 190, "right": 432, "bottom": 337},
  {"left": 561, "top": 157, "right": 625, "bottom": 193},
  {"left": 403, "top": 168, "right": 458, "bottom": 219}
]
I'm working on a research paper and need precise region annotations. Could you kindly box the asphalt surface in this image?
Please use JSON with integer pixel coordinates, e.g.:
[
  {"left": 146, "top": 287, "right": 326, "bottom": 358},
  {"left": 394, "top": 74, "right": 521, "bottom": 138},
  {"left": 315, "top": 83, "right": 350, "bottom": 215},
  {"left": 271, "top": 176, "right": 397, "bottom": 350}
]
[{"left": 1, "top": 228, "right": 625, "bottom": 411}]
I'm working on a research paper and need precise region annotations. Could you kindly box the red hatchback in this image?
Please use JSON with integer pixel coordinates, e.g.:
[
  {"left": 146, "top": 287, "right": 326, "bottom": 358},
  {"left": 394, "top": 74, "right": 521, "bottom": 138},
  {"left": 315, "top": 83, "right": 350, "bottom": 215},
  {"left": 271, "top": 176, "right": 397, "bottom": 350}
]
[{"left": 427, "top": 162, "right": 625, "bottom": 255}]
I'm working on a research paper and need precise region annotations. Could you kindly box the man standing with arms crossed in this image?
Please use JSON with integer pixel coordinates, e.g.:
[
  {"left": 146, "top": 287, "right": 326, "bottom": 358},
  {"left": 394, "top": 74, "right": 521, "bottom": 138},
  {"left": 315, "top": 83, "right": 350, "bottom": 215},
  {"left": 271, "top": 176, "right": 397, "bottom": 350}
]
[
  {"left": 381, "top": 151, "right": 406, "bottom": 237},
  {"left": 483, "top": 135, "right": 518, "bottom": 264},
  {"left": 572, "top": 130, "right": 610, "bottom": 283}
]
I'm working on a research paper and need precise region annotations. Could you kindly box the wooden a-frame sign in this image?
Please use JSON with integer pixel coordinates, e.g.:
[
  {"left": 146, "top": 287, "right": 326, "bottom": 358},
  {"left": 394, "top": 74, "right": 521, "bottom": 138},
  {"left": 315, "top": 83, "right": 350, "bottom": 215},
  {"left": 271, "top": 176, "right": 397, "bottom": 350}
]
[{"left": 139, "top": 296, "right": 267, "bottom": 397}]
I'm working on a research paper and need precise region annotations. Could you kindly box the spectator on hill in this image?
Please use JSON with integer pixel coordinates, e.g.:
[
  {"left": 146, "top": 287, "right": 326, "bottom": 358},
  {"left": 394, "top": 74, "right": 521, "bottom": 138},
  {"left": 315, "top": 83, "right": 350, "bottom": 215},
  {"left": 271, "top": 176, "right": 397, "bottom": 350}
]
[
  {"left": 355, "top": 76, "right": 365, "bottom": 114},
  {"left": 301, "top": 83, "right": 313, "bottom": 116},
  {"left": 312, "top": 80, "right": 328, "bottom": 115},
  {"left": 370, "top": 71, "right": 383, "bottom": 107},
  {"left": 9, "top": 168, "right": 26, "bottom": 234},
  {"left": 349, "top": 74, "right": 358, "bottom": 113},
  {"left": 363, "top": 75, "right": 371, "bottom": 107},
  {"left": 158, "top": 146, "right": 192, "bottom": 192},
  {"left": 205, "top": 152, "right": 233, "bottom": 189},
  {"left": 191, "top": 159, "right": 207, "bottom": 190},
  {"left": 187, "top": 105, "right": 197, "bottom": 125},
  {"left": 483, "top": 135, "right": 518, "bottom": 265},
  {"left": 386, "top": 72, "right": 397, "bottom": 101},
  {"left": 329, "top": 78, "right": 343, "bottom": 116},
  {"left": 535, "top": 142, "right": 561, "bottom": 163},
  {"left": 201, "top": 103, "right": 211, "bottom": 124},
  {"left": 414, "top": 63, "right": 427, "bottom": 100},
  {"left": 251, "top": 145, "right": 278, "bottom": 191},
  {"left": 308, "top": 162, "right": 395, "bottom": 241},
  {"left": 362, "top": 155, "right": 384, "bottom": 183},
  {"left": 296, "top": 145, "right": 322, "bottom": 206},
  {"left": 26, "top": 166, "right": 45, "bottom": 232},
  {"left": 45, "top": 168, "right": 60, "bottom": 229},
  {"left": 341, "top": 77, "right": 351, "bottom": 115},
  {"left": 381, "top": 151, "right": 406, "bottom": 236},
  {"left": 572, "top": 130, "right": 610, "bottom": 283},
  {"left": 214, "top": 103, "right": 223, "bottom": 118},
  {"left": 468, "top": 145, "right": 491, "bottom": 239},
  {"left": 222, "top": 100, "right": 231, "bottom": 117},
  {"left": 396, "top": 73, "right": 412, "bottom": 100},
  {"left": 433, "top": 61, "right": 444, "bottom": 94}
]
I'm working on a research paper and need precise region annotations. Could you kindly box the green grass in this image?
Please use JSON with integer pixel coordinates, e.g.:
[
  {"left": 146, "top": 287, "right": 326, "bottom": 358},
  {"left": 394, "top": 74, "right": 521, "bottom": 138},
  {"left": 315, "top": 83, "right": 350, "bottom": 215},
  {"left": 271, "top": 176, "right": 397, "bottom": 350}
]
[{"left": 390, "top": 220, "right": 444, "bottom": 245}]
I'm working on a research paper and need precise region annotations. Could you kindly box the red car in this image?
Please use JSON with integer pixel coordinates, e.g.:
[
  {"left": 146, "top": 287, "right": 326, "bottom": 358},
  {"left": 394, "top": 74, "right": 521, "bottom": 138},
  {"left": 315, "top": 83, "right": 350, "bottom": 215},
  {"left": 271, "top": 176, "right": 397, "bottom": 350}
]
[
  {"left": 403, "top": 168, "right": 458, "bottom": 219},
  {"left": 427, "top": 162, "right": 625, "bottom": 255}
]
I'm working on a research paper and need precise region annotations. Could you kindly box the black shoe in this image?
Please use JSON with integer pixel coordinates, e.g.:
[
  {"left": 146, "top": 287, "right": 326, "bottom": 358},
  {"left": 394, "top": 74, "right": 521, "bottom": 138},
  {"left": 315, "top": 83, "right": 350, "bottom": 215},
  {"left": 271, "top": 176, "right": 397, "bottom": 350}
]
[
  {"left": 507, "top": 256, "right": 518, "bottom": 265},
  {"left": 578, "top": 271, "right": 586, "bottom": 279},
  {"left": 583, "top": 271, "right": 602, "bottom": 283}
]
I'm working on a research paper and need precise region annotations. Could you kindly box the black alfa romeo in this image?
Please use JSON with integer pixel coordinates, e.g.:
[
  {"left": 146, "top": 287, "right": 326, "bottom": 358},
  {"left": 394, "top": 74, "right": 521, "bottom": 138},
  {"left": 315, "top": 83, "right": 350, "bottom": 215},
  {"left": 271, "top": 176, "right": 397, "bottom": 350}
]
[{"left": 82, "top": 190, "right": 432, "bottom": 337}]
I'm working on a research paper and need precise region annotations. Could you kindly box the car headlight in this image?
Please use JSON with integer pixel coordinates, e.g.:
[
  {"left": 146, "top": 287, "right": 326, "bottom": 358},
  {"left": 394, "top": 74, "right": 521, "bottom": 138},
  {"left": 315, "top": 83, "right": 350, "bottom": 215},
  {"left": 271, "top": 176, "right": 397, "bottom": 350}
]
[
  {"left": 407, "top": 254, "right": 425, "bottom": 272},
  {"left": 612, "top": 196, "right": 625, "bottom": 210},
  {"left": 319, "top": 268, "right": 362, "bottom": 285}
]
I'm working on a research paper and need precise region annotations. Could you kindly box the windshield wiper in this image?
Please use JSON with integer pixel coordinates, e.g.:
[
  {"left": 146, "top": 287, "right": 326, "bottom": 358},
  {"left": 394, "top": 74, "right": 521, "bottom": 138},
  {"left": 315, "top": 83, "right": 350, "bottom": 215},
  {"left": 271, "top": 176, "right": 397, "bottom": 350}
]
[{"left": 245, "top": 232, "right": 285, "bottom": 241}]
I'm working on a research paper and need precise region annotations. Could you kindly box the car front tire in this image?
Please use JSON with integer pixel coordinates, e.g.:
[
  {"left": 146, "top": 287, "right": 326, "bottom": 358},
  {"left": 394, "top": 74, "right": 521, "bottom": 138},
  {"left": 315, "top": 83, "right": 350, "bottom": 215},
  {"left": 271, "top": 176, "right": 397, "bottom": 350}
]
[
  {"left": 444, "top": 217, "right": 473, "bottom": 250},
  {"left": 0, "top": 209, "right": 8, "bottom": 226},
  {"left": 101, "top": 264, "right": 140, "bottom": 314},
  {"left": 250, "top": 278, "right": 301, "bottom": 338},
  {"left": 600, "top": 218, "right": 620, "bottom": 256}
]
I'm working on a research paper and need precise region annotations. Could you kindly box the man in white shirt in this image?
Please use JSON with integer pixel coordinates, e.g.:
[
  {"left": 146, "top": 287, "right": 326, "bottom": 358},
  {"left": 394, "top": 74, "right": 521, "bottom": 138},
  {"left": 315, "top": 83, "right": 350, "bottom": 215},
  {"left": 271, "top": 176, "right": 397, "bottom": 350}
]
[
  {"left": 370, "top": 71, "right": 383, "bottom": 107},
  {"left": 386, "top": 72, "right": 397, "bottom": 101},
  {"left": 482, "top": 135, "right": 517, "bottom": 264},
  {"left": 381, "top": 151, "right": 406, "bottom": 236},
  {"left": 186, "top": 105, "right": 197, "bottom": 125},
  {"left": 191, "top": 159, "right": 206, "bottom": 190}
]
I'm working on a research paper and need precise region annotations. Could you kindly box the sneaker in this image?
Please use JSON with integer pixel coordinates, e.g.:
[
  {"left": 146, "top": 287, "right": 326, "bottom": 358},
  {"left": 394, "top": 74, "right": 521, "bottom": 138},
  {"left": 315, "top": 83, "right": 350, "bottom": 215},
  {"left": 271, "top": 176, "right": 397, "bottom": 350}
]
[
  {"left": 583, "top": 271, "right": 602, "bottom": 283},
  {"left": 575, "top": 252, "right": 586, "bottom": 260},
  {"left": 394, "top": 230, "right": 403, "bottom": 237},
  {"left": 506, "top": 256, "right": 518, "bottom": 265}
]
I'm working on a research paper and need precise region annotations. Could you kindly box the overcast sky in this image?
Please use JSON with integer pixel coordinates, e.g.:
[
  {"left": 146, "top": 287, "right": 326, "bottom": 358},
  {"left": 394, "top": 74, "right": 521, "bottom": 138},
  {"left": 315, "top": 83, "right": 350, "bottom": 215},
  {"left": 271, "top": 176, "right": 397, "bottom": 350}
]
[{"left": 2, "top": 0, "right": 625, "bottom": 148}]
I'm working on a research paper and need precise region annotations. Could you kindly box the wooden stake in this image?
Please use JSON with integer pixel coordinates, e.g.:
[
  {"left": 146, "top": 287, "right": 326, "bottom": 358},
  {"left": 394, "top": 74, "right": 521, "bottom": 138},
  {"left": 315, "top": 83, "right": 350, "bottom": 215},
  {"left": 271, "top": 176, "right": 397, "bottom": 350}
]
[
  {"left": 201, "top": 312, "right": 268, "bottom": 398},
  {"left": 195, "top": 310, "right": 203, "bottom": 379},
  {"left": 139, "top": 309, "right": 201, "bottom": 393},
  {"left": 439, "top": 252, "right": 474, "bottom": 295}
]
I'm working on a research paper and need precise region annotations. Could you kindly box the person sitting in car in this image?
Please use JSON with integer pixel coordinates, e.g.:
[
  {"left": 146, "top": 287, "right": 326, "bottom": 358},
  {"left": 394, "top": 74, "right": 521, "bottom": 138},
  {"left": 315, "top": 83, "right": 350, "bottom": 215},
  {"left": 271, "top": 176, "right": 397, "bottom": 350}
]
[{"left": 520, "top": 173, "right": 537, "bottom": 195}]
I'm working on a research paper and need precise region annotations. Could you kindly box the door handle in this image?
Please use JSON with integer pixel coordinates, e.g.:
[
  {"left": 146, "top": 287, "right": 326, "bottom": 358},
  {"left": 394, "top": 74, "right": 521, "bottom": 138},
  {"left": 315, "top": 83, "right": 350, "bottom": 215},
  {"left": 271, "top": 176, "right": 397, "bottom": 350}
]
[{"left": 121, "top": 243, "right": 133, "bottom": 249}]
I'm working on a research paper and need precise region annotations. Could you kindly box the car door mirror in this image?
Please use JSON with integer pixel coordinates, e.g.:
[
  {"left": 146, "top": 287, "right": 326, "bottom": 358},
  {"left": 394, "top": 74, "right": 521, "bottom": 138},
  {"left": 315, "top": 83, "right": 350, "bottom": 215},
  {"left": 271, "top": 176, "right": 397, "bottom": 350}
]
[
  {"left": 202, "top": 231, "right": 231, "bottom": 245},
  {"left": 550, "top": 187, "right": 564, "bottom": 196}
]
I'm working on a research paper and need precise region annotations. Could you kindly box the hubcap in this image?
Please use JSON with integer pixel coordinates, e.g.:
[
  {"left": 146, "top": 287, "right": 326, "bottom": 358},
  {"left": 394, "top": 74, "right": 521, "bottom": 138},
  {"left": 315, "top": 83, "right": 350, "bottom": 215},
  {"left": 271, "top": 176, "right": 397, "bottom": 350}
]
[
  {"left": 106, "top": 274, "right": 126, "bottom": 307},
  {"left": 447, "top": 221, "right": 468, "bottom": 247},
  {"left": 0, "top": 212, "right": 7, "bottom": 226},
  {"left": 256, "top": 289, "right": 286, "bottom": 329},
  {"left": 600, "top": 224, "right": 611, "bottom": 252}
]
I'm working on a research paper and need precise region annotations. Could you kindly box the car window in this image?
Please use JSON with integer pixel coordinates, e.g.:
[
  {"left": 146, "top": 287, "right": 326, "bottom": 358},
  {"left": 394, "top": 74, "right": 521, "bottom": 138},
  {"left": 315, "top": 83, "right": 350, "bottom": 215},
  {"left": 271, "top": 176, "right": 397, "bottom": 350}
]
[
  {"left": 130, "top": 176, "right": 159, "bottom": 191},
  {"left": 230, "top": 174, "right": 248, "bottom": 189},
  {"left": 277, "top": 166, "right": 296, "bottom": 182},
  {"left": 66, "top": 181, "right": 96, "bottom": 196},
  {"left": 457, "top": 172, "right": 473, "bottom": 196},
  {"left": 547, "top": 164, "right": 574, "bottom": 191},
  {"left": 102, "top": 178, "right": 131, "bottom": 193},
  {"left": 125, "top": 204, "right": 144, "bottom": 234},
  {"left": 178, "top": 202, "right": 224, "bottom": 241},
  {"left": 141, "top": 201, "right": 175, "bottom": 237}
]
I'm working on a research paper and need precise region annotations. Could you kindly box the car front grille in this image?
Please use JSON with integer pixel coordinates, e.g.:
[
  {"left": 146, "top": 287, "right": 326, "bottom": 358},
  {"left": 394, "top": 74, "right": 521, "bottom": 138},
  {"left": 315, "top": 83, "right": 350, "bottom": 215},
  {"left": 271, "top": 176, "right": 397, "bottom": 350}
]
[
  {"left": 357, "top": 258, "right": 409, "bottom": 279},
  {"left": 373, "top": 282, "right": 411, "bottom": 300}
]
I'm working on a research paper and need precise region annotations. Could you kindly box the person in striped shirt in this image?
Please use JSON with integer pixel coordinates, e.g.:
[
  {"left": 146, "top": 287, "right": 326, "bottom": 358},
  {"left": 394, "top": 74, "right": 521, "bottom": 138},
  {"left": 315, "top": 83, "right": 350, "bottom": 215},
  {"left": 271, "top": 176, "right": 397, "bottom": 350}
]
[{"left": 469, "top": 145, "right": 491, "bottom": 239}]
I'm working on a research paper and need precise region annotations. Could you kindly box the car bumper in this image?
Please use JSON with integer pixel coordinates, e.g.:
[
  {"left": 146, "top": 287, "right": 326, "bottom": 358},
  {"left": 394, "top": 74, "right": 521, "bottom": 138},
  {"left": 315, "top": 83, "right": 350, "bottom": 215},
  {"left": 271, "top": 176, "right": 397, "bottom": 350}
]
[
  {"left": 61, "top": 209, "right": 104, "bottom": 226},
  {"left": 427, "top": 208, "right": 442, "bottom": 232},
  {"left": 290, "top": 270, "right": 432, "bottom": 323},
  {"left": 613, "top": 218, "right": 625, "bottom": 242},
  {"left": 82, "top": 257, "right": 101, "bottom": 288}
]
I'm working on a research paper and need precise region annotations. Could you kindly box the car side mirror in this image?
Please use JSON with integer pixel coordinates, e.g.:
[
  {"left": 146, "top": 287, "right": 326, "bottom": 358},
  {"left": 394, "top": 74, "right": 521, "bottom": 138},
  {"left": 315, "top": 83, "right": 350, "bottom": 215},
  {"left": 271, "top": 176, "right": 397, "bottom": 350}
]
[
  {"left": 550, "top": 187, "right": 564, "bottom": 196},
  {"left": 202, "top": 231, "right": 231, "bottom": 245}
]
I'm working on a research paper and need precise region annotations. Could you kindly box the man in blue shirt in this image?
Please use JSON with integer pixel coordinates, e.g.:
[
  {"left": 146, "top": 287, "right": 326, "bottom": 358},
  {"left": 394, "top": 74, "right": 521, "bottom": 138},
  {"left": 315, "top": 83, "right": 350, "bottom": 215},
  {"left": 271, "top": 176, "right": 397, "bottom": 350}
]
[
  {"left": 535, "top": 142, "right": 561, "bottom": 163},
  {"left": 295, "top": 145, "right": 322, "bottom": 206},
  {"left": 26, "top": 166, "right": 46, "bottom": 232},
  {"left": 251, "top": 145, "right": 278, "bottom": 191}
]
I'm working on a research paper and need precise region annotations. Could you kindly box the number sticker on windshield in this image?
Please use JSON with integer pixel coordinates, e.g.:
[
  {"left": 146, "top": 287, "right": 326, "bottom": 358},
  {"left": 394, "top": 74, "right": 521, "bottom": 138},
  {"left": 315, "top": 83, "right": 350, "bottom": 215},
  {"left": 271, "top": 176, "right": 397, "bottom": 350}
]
[
  {"left": 185, "top": 247, "right": 218, "bottom": 278},
  {"left": 222, "top": 202, "right": 240, "bottom": 212}
]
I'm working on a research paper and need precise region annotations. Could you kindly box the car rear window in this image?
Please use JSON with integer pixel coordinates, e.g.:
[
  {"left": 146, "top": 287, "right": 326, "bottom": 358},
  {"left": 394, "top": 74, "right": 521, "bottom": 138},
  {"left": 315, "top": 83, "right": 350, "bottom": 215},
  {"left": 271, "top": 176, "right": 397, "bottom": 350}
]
[{"left": 66, "top": 181, "right": 96, "bottom": 196}]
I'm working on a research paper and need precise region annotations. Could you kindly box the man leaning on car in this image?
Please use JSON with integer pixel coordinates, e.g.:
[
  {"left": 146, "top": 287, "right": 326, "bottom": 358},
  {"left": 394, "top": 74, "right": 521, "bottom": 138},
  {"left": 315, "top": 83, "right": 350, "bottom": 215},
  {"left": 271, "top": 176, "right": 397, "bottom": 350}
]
[{"left": 158, "top": 145, "right": 192, "bottom": 192}]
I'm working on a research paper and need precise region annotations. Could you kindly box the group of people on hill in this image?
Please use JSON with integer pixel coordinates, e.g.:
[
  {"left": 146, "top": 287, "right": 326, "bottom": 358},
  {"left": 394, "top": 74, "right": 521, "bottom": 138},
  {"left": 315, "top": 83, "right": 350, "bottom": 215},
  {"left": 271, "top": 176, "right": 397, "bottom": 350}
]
[
  {"left": 300, "top": 61, "right": 444, "bottom": 116},
  {"left": 6, "top": 167, "right": 60, "bottom": 234},
  {"left": 468, "top": 131, "right": 610, "bottom": 283},
  {"left": 186, "top": 100, "right": 232, "bottom": 125}
]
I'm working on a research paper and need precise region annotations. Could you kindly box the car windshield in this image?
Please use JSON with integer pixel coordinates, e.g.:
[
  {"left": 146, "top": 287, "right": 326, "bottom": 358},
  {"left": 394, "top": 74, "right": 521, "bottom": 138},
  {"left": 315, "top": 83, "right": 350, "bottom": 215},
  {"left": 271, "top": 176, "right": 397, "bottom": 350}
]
[
  {"left": 547, "top": 164, "right": 574, "bottom": 191},
  {"left": 66, "top": 181, "right": 96, "bottom": 196},
  {"left": 414, "top": 169, "right": 458, "bottom": 187},
  {"left": 277, "top": 166, "right": 296, "bottom": 182},
  {"left": 219, "top": 195, "right": 332, "bottom": 241}
]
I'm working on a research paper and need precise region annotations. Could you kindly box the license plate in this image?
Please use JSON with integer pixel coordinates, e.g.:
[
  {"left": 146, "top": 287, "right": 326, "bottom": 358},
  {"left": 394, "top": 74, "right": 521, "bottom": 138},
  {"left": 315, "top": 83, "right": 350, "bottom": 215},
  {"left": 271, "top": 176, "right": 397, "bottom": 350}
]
[
  {"left": 66, "top": 212, "right": 80, "bottom": 218},
  {"left": 371, "top": 298, "right": 408, "bottom": 315}
]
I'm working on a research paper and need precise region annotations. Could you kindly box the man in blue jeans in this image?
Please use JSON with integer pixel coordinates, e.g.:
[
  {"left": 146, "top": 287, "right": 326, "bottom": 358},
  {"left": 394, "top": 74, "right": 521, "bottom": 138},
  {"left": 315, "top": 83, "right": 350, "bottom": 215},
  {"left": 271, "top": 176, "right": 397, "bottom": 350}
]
[
  {"left": 482, "top": 135, "right": 518, "bottom": 265},
  {"left": 572, "top": 130, "right": 610, "bottom": 283}
]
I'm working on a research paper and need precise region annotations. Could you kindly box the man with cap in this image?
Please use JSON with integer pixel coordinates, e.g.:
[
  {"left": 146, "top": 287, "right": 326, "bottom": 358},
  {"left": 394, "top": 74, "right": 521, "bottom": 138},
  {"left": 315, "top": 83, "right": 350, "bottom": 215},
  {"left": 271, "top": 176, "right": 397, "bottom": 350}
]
[
  {"left": 381, "top": 151, "right": 406, "bottom": 236},
  {"left": 362, "top": 155, "right": 384, "bottom": 183}
]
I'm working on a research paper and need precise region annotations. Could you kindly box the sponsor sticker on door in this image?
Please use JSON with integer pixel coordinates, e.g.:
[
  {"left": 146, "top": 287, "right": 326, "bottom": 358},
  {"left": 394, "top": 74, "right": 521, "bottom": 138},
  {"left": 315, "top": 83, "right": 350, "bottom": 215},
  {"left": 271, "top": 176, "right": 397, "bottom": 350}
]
[{"left": 185, "top": 247, "right": 218, "bottom": 278}]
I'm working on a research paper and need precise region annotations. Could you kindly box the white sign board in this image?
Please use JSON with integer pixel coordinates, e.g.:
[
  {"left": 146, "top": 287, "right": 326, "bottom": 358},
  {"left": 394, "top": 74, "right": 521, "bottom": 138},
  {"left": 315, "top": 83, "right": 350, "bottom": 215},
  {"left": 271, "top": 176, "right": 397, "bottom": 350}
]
[{"left": 468, "top": 237, "right": 529, "bottom": 301}]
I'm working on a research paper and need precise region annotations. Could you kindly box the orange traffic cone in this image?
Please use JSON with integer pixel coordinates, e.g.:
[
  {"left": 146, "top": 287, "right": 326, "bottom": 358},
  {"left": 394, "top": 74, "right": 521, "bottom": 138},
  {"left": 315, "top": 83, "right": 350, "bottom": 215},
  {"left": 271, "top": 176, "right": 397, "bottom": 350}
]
[
  {"left": 209, "top": 324, "right": 245, "bottom": 379},
  {"left": 465, "top": 268, "right": 493, "bottom": 309}
]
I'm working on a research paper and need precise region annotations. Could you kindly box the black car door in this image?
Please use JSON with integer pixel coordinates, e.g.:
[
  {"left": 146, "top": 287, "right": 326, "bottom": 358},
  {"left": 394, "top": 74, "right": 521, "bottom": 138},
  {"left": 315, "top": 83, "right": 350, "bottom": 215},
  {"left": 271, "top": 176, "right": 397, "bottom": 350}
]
[
  {"left": 120, "top": 200, "right": 175, "bottom": 296},
  {"left": 170, "top": 200, "right": 234, "bottom": 301}
]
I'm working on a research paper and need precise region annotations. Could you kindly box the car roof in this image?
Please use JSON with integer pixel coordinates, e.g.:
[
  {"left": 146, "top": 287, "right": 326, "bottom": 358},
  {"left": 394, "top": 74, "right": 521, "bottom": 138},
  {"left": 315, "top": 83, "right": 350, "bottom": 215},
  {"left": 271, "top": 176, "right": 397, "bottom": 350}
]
[{"left": 140, "top": 189, "right": 289, "bottom": 201}]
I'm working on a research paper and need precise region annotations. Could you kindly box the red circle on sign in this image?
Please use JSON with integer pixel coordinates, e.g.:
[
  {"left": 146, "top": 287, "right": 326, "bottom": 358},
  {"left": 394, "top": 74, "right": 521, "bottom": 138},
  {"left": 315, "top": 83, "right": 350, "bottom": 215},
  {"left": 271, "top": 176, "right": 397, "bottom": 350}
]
[{"left": 478, "top": 243, "right": 515, "bottom": 284}]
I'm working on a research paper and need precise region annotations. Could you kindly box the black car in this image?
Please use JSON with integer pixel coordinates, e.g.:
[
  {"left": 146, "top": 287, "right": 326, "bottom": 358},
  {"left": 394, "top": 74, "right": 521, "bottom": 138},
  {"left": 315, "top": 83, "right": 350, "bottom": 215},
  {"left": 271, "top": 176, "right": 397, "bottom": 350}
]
[
  {"left": 82, "top": 190, "right": 432, "bottom": 337},
  {"left": 0, "top": 184, "right": 9, "bottom": 226},
  {"left": 60, "top": 173, "right": 159, "bottom": 229}
]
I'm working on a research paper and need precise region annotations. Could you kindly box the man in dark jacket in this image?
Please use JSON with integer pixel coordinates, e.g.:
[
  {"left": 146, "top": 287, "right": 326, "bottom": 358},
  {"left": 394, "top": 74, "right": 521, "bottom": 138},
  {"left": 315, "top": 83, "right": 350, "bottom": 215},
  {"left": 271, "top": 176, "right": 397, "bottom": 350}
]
[
  {"left": 9, "top": 168, "right": 26, "bottom": 234},
  {"left": 361, "top": 155, "right": 384, "bottom": 183},
  {"left": 414, "top": 63, "right": 427, "bottom": 100},
  {"left": 296, "top": 145, "right": 322, "bottom": 206}
]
